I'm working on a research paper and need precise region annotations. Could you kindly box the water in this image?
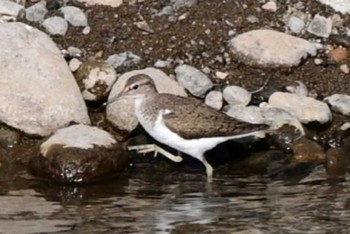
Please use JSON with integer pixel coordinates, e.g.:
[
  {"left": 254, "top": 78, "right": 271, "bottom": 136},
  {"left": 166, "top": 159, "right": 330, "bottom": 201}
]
[{"left": 1, "top": 161, "right": 350, "bottom": 234}]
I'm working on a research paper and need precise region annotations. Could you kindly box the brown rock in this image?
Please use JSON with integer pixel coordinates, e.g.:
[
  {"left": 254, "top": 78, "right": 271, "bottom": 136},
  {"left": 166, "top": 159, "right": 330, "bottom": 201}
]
[
  {"left": 328, "top": 47, "right": 348, "bottom": 63},
  {"left": 291, "top": 137, "right": 326, "bottom": 163}
]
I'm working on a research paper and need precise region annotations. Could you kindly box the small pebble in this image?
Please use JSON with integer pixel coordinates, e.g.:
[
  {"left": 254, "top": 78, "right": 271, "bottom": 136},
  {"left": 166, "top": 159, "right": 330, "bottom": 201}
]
[
  {"left": 223, "top": 85, "right": 251, "bottom": 106},
  {"left": 307, "top": 14, "right": 332, "bottom": 38},
  {"left": 340, "top": 64, "right": 349, "bottom": 74},
  {"left": 288, "top": 16, "right": 305, "bottom": 34},
  {"left": 42, "top": 16, "right": 68, "bottom": 35},
  {"left": 69, "top": 58, "right": 82, "bottom": 72},
  {"left": 262, "top": 1, "right": 277, "bottom": 12},
  {"left": 314, "top": 58, "right": 323, "bottom": 65},
  {"left": 135, "top": 20, "right": 154, "bottom": 34},
  {"left": 215, "top": 71, "right": 228, "bottom": 79},
  {"left": 328, "top": 47, "right": 348, "bottom": 62},
  {"left": 205, "top": 90, "right": 223, "bottom": 110}
]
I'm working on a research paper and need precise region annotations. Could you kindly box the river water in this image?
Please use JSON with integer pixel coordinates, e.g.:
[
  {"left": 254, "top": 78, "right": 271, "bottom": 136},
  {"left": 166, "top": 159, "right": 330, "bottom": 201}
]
[{"left": 0, "top": 159, "right": 349, "bottom": 234}]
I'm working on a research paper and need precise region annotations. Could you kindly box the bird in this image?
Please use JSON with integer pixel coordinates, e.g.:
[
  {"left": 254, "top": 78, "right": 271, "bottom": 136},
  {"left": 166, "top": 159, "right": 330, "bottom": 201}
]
[{"left": 111, "top": 74, "right": 269, "bottom": 181}]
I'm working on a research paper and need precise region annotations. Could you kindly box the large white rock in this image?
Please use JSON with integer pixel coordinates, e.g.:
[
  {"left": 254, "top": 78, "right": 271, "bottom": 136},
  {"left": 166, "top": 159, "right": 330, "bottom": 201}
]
[
  {"left": 0, "top": 0, "right": 24, "bottom": 19},
  {"left": 106, "top": 68, "right": 187, "bottom": 132},
  {"left": 324, "top": 94, "right": 350, "bottom": 116},
  {"left": 268, "top": 92, "right": 332, "bottom": 124},
  {"left": 229, "top": 29, "right": 317, "bottom": 67},
  {"left": 0, "top": 22, "right": 90, "bottom": 136}
]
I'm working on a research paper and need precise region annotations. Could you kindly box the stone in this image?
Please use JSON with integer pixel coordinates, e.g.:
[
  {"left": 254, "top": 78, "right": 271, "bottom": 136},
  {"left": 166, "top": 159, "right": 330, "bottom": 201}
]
[
  {"left": 77, "top": 0, "right": 123, "bottom": 7},
  {"left": 60, "top": 6, "right": 87, "bottom": 27},
  {"left": 28, "top": 124, "right": 129, "bottom": 184},
  {"left": 328, "top": 48, "right": 348, "bottom": 62},
  {"left": 268, "top": 92, "right": 332, "bottom": 124},
  {"left": 285, "top": 81, "right": 308, "bottom": 96},
  {"left": 42, "top": 16, "right": 68, "bottom": 35},
  {"left": 260, "top": 103, "right": 305, "bottom": 135},
  {"left": 324, "top": 94, "right": 350, "bottom": 116},
  {"left": 135, "top": 20, "right": 154, "bottom": 34},
  {"left": 0, "top": 22, "right": 90, "bottom": 136},
  {"left": 106, "top": 51, "right": 141, "bottom": 69},
  {"left": 205, "top": 90, "right": 223, "bottom": 110},
  {"left": 107, "top": 68, "right": 187, "bottom": 132},
  {"left": 229, "top": 29, "right": 317, "bottom": 67},
  {"left": 171, "top": 0, "right": 197, "bottom": 10},
  {"left": 316, "top": 0, "right": 350, "bottom": 14},
  {"left": 75, "top": 60, "right": 117, "bottom": 101},
  {"left": 25, "top": 1, "right": 47, "bottom": 22},
  {"left": 0, "top": 128, "right": 20, "bottom": 148},
  {"left": 288, "top": 16, "right": 305, "bottom": 34},
  {"left": 0, "top": 0, "right": 24, "bottom": 19},
  {"left": 226, "top": 105, "right": 265, "bottom": 124},
  {"left": 292, "top": 137, "right": 326, "bottom": 163},
  {"left": 262, "top": 1, "right": 277, "bottom": 12},
  {"left": 154, "top": 59, "right": 170, "bottom": 68},
  {"left": 215, "top": 71, "right": 228, "bottom": 79},
  {"left": 329, "top": 34, "right": 350, "bottom": 47},
  {"left": 307, "top": 14, "right": 332, "bottom": 38},
  {"left": 175, "top": 64, "right": 213, "bottom": 97},
  {"left": 69, "top": 58, "right": 82, "bottom": 72},
  {"left": 223, "top": 85, "right": 251, "bottom": 106},
  {"left": 340, "top": 64, "right": 349, "bottom": 74}
]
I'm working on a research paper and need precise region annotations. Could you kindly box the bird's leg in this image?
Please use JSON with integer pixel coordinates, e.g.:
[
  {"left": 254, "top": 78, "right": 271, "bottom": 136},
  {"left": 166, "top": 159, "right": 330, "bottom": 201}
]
[
  {"left": 201, "top": 158, "right": 214, "bottom": 182},
  {"left": 127, "top": 144, "right": 183, "bottom": 163}
]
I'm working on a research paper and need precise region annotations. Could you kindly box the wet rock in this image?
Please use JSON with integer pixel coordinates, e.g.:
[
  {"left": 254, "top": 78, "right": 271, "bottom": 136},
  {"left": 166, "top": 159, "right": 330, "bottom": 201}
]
[
  {"left": 205, "top": 90, "right": 223, "bottom": 110},
  {"left": 223, "top": 85, "right": 251, "bottom": 106},
  {"left": 229, "top": 29, "right": 317, "bottom": 67},
  {"left": 175, "top": 64, "right": 213, "bottom": 97},
  {"left": 316, "top": 0, "right": 350, "bottom": 14},
  {"left": 107, "top": 68, "right": 187, "bottom": 132},
  {"left": 78, "top": 0, "right": 122, "bottom": 7},
  {"left": 269, "top": 124, "right": 302, "bottom": 152},
  {"left": 268, "top": 92, "right": 332, "bottom": 124},
  {"left": 42, "top": 16, "right": 68, "bottom": 35},
  {"left": 25, "top": 1, "right": 47, "bottom": 22},
  {"left": 106, "top": 51, "right": 141, "bottom": 69},
  {"left": 0, "top": 0, "right": 24, "bottom": 20},
  {"left": 307, "top": 14, "right": 332, "bottom": 38},
  {"left": 329, "top": 34, "right": 350, "bottom": 48},
  {"left": 28, "top": 124, "right": 129, "bottom": 184},
  {"left": 260, "top": 103, "right": 305, "bottom": 135},
  {"left": 324, "top": 94, "right": 350, "bottom": 116},
  {"left": 288, "top": 16, "right": 305, "bottom": 34},
  {"left": 66, "top": 46, "right": 82, "bottom": 57},
  {"left": 226, "top": 105, "right": 265, "bottom": 124},
  {"left": 291, "top": 137, "right": 326, "bottom": 163},
  {"left": 285, "top": 81, "right": 308, "bottom": 96},
  {"left": 328, "top": 47, "right": 348, "bottom": 62},
  {"left": 0, "top": 128, "right": 20, "bottom": 148},
  {"left": 326, "top": 147, "right": 349, "bottom": 179},
  {"left": 75, "top": 60, "right": 117, "bottom": 101},
  {"left": 60, "top": 6, "right": 87, "bottom": 27},
  {"left": 0, "top": 22, "right": 90, "bottom": 136}
]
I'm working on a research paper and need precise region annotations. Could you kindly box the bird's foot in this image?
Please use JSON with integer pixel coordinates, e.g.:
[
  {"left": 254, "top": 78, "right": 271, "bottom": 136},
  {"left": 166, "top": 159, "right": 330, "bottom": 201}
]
[
  {"left": 127, "top": 144, "right": 183, "bottom": 163},
  {"left": 203, "top": 160, "right": 214, "bottom": 183}
]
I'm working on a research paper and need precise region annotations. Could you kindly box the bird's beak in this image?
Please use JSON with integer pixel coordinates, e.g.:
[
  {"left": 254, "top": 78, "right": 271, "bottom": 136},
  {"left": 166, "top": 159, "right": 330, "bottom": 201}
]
[{"left": 102, "top": 88, "right": 127, "bottom": 108}]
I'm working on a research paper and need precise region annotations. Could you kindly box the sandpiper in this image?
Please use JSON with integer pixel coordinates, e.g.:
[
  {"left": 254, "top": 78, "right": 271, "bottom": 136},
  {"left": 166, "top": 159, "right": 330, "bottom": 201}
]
[{"left": 111, "top": 74, "right": 268, "bottom": 181}]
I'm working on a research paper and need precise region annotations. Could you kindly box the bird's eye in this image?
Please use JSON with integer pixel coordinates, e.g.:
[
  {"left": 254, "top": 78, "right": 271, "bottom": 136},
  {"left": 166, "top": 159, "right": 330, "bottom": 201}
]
[{"left": 132, "top": 84, "right": 139, "bottom": 90}]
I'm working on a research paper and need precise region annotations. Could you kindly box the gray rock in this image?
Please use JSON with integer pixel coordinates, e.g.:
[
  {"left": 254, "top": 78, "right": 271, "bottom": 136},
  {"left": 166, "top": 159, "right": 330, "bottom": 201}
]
[
  {"left": 60, "top": 6, "right": 87, "bottom": 27},
  {"left": 285, "top": 81, "right": 308, "bottom": 96},
  {"left": 154, "top": 59, "right": 171, "bottom": 68},
  {"left": 0, "top": 0, "right": 24, "bottom": 19},
  {"left": 75, "top": 60, "right": 117, "bottom": 101},
  {"left": 29, "top": 124, "right": 129, "bottom": 184},
  {"left": 226, "top": 105, "right": 265, "bottom": 124},
  {"left": 324, "top": 94, "right": 350, "bottom": 116},
  {"left": 205, "top": 90, "right": 223, "bottom": 110},
  {"left": 288, "top": 16, "right": 305, "bottom": 34},
  {"left": 171, "top": 0, "right": 197, "bottom": 10},
  {"left": 307, "top": 14, "right": 332, "bottom": 38},
  {"left": 268, "top": 92, "right": 332, "bottom": 124},
  {"left": 0, "top": 22, "right": 90, "bottom": 136},
  {"left": 223, "top": 85, "right": 251, "bottom": 106},
  {"left": 69, "top": 58, "right": 82, "bottom": 72},
  {"left": 25, "top": 1, "right": 47, "bottom": 22},
  {"left": 78, "top": 0, "right": 122, "bottom": 7},
  {"left": 229, "top": 29, "right": 316, "bottom": 67},
  {"left": 107, "top": 68, "right": 187, "bottom": 132},
  {"left": 260, "top": 103, "right": 305, "bottom": 135},
  {"left": 175, "top": 64, "right": 213, "bottom": 97},
  {"left": 106, "top": 51, "right": 141, "bottom": 69},
  {"left": 317, "top": 0, "right": 350, "bottom": 14},
  {"left": 42, "top": 16, "right": 68, "bottom": 35},
  {"left": 247, "top": 15, "right": 259, "bottom": 23},
  {"left": 135, "top": 20, "right": 154, "bottom": 34},
  {"left": 229, "top": 29, "right": 317, "bottom": 67}
]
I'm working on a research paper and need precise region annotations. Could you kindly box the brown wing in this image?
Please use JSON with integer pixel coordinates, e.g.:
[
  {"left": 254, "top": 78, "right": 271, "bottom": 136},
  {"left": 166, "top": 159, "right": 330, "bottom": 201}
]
[{"left": 156, "top": 94, "right": 268, "bottom": 139}]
